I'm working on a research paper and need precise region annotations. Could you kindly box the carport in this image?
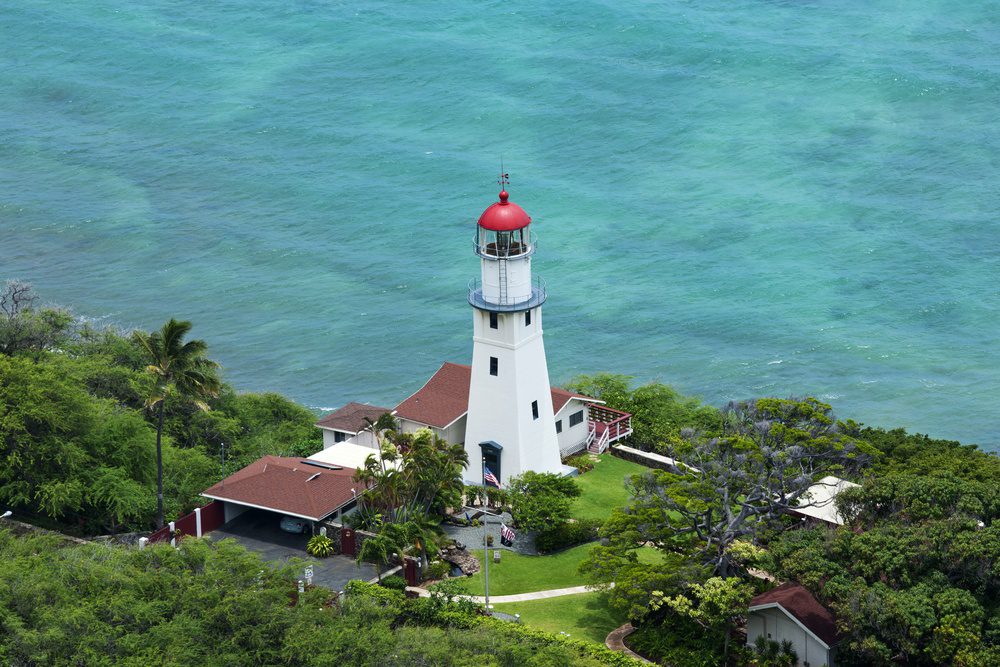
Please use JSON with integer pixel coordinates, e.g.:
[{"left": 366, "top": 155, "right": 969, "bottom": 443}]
[
  {"left": 202, "top": 455, "right": 361, "bottom": 531},
  {"left": 201, "top": 455, "right": 376, "bottom": 590},
  {"left": 210, "top": 509, "right": 377, "bottom": 590}
]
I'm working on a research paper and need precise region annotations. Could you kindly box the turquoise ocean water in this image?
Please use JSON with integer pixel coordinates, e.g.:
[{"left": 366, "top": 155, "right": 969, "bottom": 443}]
[{"left": 1, "top": 1, "right": 998, "bottom": 450}]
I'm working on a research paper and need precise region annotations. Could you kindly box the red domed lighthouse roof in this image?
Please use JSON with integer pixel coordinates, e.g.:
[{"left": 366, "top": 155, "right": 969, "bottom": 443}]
[{"left": 478, "top": 191, "right": 532, "bottom": 231}]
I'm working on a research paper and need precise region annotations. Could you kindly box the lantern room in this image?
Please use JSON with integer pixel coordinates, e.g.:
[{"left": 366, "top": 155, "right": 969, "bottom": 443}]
[{"left": 474, "top": 191, "right": 535, "bottom": 259}]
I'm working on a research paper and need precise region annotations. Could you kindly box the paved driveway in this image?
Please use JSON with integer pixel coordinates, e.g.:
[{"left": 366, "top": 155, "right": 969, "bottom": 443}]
[{"left": 209, "top": 509, "right": 377, "bottom": 591}]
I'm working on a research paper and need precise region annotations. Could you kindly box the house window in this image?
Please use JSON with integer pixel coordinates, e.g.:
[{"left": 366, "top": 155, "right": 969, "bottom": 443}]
[
  {"left": 490, "top": 356, "right": 498, "bottom": 376},
  {"left": 569, "top": 410, "right": 584, "bottom": 427},
  {"left": 555, "top": 419, "right": 563, "bottom": 434},
  {"left": 334, "top": 431, "right": 347, "bottom": 443},
  {"left": 531, "top": 400, "right": 539, "bottom": 420},
  {"left": 525, "top": 310, "right": 532, "bottom": 326},
  {"left": 489, "top": 312, "right": 498, "bottom": 329}
]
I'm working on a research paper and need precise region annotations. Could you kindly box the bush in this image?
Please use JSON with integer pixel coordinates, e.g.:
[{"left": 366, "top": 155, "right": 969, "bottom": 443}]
[
  {"left": 534, "top": 519, "right": 602, "bottom": 553},
  {"left": 425, "top": 560, "right": 450, "bottom": 581},
  {"left": 565, "top": 454, "right": 595, "bottom": 474},
  {"left": 380, "top": 575, "right": 407, "bottom": 591},
  {"left": 306, "top": 534, "right": 336, "bottom": 558}
]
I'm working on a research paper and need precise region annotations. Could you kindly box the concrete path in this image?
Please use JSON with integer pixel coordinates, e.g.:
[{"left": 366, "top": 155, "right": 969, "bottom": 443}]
[
  {"left": 605, "top": 622, "right": 653, "bottom": 664},
  {"left": 406, "top": 582, "right": 612, "bottom": 604}
]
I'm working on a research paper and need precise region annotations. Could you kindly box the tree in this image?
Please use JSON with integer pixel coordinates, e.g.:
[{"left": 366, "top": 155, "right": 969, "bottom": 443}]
[
  {"left": 565, "top": 373, "right": 721, "bottom": 448},
  {"left": 506, "top": 471, "right": 581, "bottom": 531},
  {"left": 134, "top": 319, "right": 220, "bottom": 528},
  {"left": 0, "top": 280, "right": 73, "bottom": 357},
  {"left": 619, "top": 398, "right": 873, "bottom": 577},
  {"left": 356, "top": 533, "right": 399, "bottom": 583},
  {"left": 651, "top": 576, "right": 755, "bottom": 662}
]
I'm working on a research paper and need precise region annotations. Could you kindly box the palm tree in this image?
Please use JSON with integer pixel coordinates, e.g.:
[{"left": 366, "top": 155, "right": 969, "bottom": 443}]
[
  {"left": 355, "top": 533, "right": 400, "bottom": 583},
  {"left": 134, "top": 319, "right": 220, "bottom": 528}
]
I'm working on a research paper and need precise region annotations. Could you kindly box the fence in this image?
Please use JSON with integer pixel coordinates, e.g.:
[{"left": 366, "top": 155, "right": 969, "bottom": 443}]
[{"left": 147, "top": 501, "right": 227, "bottom": 544}]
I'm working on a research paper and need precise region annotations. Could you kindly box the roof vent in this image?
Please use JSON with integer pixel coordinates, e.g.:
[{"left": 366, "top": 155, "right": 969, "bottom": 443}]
[{"left": 306, "top": 472, "right": 321, "bottom": 482}]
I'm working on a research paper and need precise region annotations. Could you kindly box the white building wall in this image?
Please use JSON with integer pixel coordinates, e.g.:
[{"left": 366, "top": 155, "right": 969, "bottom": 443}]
[
  {"left": 555, "top": 400, "right": 590, "bottom": 455},
  {"left": 321, "top": 429, "right": 379, "bottom": 450},
  {"left": 746, "top": 608, "right": 832, "bottom": 667},
  {"left": 398, "top": 416, "right": 467, "bottom": 448},
  {"left": 465, "top": 305, "right": 562, "bottom": 485},
  {"left": 481, "top": 256, "right": 532, "bottom": 303}
]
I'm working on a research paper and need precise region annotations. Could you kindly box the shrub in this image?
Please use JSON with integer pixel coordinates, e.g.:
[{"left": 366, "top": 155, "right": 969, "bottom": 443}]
[
  {"left": 381, "top": 575, "right": 407, "bottom": 591},
  {"left": 306, "top": 534, "right": 336, "bottom": 558},
  {"left": 565, "top": 454, "right": 595, "bottom": 474},
  {"left": 425, "top": 560, "right": 450, "bottom": 581},
  {"left": 534, "top": 519, "right": 602, "bottom": 554}
]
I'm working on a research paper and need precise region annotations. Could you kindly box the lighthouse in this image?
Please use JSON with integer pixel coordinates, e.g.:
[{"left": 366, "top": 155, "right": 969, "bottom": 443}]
[{"left": 464, "top": 179, "right": 564, "bottom": 485}]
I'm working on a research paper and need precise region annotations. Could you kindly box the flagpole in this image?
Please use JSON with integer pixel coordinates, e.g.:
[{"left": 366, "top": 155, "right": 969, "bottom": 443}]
[{"left": 484, "top": 510, "right": 490, "bottom": 614}]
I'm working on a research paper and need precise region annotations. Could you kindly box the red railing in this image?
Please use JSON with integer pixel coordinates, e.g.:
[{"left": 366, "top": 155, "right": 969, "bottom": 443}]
[{"left": 586, "top": 404, "right": 632, "bottom": 452}]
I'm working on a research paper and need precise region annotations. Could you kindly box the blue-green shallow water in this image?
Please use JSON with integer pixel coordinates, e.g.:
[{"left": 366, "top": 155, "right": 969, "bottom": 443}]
[{"left": 2, "top": 1, "right": 998, "bottom": 450}]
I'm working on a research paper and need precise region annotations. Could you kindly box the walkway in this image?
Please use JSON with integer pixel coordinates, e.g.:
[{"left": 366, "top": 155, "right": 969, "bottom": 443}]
[
  {"left": 605, "top": 623, "right": 653, "bottom": 664},
  {"left": 406, "top": 582, "right": 612, "bottom": 604}
]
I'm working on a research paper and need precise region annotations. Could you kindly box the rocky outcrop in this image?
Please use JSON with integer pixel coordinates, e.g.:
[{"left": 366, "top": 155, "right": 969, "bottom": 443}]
[{"left": 439, "top": 543, "right": 480, "bottom": 575}]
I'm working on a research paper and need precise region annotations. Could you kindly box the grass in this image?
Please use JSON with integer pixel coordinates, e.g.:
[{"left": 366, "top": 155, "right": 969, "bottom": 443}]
[
  {"left": 569, "top": 453, "right": 649, "bottom": 521},
  {"left": 456, "top": 542, "right": 596, "bottom": 595},
  {"left": 456, "top": 542, "right": 663, "bottom": 596},
  {"left": 492, "top": 592, "right": 626, "bottom": 644}
]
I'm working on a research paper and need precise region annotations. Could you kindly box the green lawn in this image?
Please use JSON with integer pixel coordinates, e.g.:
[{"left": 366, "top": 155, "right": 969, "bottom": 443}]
[
  {"left": 569, "top": 453, "right": 649, "bottom": 521},
  {"left": 456, "top": 542, "right": 596, "bottom": 596},
  {"left": 492, "top": 592, "right": 626, "bottom": 645},
  {"left": 456, "top": 542, "right": 662, "bottom": 596}
]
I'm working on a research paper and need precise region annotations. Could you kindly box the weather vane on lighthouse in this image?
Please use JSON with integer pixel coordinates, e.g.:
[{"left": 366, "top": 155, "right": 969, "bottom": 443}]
[{"left": 498, "top": 162, "right": 509, "bottom": 189}]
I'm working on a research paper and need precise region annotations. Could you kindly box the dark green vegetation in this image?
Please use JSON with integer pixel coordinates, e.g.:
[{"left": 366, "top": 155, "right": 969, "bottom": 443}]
[
  {"left": 574, "top": 378, "right": 999, "bottom": 667},
  {"left": 0, "top": 281, "right": 320, "bottom": 535},
  {"left": 762, "top": 428, "right": 1000, "bottom": 666},
  {"left": 0, "top": 527, "right": 643, "bottom": 666}
]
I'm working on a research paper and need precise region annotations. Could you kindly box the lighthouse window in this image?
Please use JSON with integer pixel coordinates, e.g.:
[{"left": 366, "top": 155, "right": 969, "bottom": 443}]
[
  {"left": 525, "top": 310, "right": 532, "bottom": 326},
  {"left": 569, "top": 410, "right": 584, "bottom": 427},
  {"left": 489, "top": 312, "right": 498, "bottom": 329},
  {"left": 531, "top": 400, "right": 539, "bottom": 420},
  {"left": 489, "top": 357, "right": 498, "bottom": 376}
]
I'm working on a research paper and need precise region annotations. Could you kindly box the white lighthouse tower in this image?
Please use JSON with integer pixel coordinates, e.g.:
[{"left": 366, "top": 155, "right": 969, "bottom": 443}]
[{"left": 464, "top": 178, "right": 563, "bottom": 485}]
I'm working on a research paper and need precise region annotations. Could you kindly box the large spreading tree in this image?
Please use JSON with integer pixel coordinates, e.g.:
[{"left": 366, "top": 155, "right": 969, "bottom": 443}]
[
  {"left": 134, "top": 319, "right": 220, "bottom": 528},
  {"left": 611, "top": 397, "right": 874, "bottom": 577}
]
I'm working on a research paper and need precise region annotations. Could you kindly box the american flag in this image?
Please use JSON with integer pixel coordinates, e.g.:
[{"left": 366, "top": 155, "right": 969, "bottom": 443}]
[
  {"left": 500, "top": 523, "right": 516, "bottom": 547},
  {"left": 483, "top": 466, "right": 502, "bottom": 489}
]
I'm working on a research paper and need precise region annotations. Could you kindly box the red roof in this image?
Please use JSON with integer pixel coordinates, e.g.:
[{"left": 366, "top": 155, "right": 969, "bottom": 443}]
[
  {"left": 395, "top": 362, "right": 472, "bottom": 428},
  {"left": 202, "top": 456, "right": 359, "bottom": 521},
  {"left": 394, "top": 362, "right": 593, "bottom": 428},
  {"left": 478, "top": 191, "right": 532, "bottom": 231},
  {"left": 749, "top": 583, "right": 840, "bottom": 647},
  {"left": 316, "top": 402, "right": 393, "bottom": 433}
]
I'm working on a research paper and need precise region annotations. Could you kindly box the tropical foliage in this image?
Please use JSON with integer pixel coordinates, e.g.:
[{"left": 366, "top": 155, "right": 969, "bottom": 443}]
[
  {"left": 0, "top": 528, "right": 640, "bottom": 666},
  {"left": 0, "top": 284, "right": 321, "bottom": 535},
  {"left": 134, "top": 318, "right": 221, "bottom": 527}
]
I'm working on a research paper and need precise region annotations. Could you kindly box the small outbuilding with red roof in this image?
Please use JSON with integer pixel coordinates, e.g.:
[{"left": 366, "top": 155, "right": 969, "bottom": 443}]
[{"left": 747, "top": 582, "right": 841, "bottom": 667}]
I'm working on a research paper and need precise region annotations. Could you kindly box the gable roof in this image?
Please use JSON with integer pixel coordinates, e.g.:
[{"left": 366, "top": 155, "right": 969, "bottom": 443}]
[
  {"left": 749, "top": 583, "right": 840, "bottom": 647},
  {"left": 395, "top": 362, "right": 473, "bottom": 428},
  {"left": 551, "top": 386, "right": 596, "bottom": 414},
  {"left": 393, "top": 362, "right": 597, "bottom": 429},
  {"left": 316, "top": 402, "right": 393, "bottom": 434},
  {"left": 202, "top": 456, "right": 359, "bottom": 521}
]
